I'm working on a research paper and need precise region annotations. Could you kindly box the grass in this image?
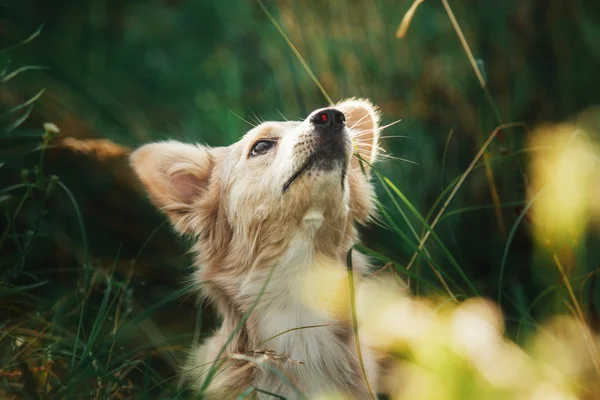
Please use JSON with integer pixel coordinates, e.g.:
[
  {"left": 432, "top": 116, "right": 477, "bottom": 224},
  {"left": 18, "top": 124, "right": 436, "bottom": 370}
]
[{"left": 2, "top": 0, "right": 600, "bottom": 398}]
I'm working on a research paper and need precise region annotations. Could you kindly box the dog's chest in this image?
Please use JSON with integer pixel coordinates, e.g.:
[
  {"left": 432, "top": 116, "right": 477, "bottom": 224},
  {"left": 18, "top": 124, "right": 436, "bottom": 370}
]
[
  {"left": 252, "top": 291, "right": 356, "bottom": 396},
  {"left": 238, "top": 251, "right": 357, "bottom": 394},
  {"left": 257, "top": 290, "right": 346, "bottom": 360}
]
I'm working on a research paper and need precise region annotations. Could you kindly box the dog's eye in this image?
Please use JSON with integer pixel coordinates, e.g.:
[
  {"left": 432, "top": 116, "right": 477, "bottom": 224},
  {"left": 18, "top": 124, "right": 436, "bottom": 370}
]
[{"left": 250, "top": 140, "right": 276, "bottom": 157}]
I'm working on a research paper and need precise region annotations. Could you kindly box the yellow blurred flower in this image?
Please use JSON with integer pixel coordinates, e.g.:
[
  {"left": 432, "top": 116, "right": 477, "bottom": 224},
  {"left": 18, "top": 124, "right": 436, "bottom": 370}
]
[
  {"left": 528, "top": 120, "right": 600, "bottom": 246},
  {"left": 357, "top": 278, "right": 436, "bottom": 353},
  {"left": 298, "top": 256, "right": 350, "bottom": 319},
  {"left": 354, "top": 280, "right": 586, "bottom": 400}
]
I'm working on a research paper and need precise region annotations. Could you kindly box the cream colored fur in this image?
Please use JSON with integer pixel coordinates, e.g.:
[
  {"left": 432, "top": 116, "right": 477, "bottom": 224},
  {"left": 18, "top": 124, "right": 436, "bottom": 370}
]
[{"left": 130, "top": 99, "right": 382, "bottom": 399}]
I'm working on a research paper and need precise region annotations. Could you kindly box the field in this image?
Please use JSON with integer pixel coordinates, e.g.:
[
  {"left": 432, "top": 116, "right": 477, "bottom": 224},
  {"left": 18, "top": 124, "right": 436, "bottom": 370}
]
[{"left": 2, "top": 0, "right": 600, "bottom": 398}]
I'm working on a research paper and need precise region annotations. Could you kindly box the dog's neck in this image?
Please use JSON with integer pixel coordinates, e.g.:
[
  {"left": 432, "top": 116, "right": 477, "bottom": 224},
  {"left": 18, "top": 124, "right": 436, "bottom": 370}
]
[{"left": 196, "top": 208, "right": 359, "bottom": 349}]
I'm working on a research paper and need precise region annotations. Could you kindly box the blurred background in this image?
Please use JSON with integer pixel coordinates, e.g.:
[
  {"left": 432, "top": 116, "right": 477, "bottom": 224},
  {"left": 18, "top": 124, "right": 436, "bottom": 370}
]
[{"left": 2, "top": 0, "right": 600, "bottom": 398}]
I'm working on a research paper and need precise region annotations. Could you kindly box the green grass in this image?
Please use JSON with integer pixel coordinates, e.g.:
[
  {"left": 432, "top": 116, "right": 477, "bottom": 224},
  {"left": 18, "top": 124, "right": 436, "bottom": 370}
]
[{"left": 2, "top": 0, "right": 600, "bottom": 398}]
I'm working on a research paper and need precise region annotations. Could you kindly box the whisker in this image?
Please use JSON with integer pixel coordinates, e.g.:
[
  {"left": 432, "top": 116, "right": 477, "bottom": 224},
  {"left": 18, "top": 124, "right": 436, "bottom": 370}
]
[
  {"left": 352, "top": 119, "right": 402, "bottom": 137},
  {"left": 250, "top": 110, "right": 264, "bottom": 126},
  {"left": 353, "top": 142, "right": 387, "bottom": 153},
  {"left": 276, "top": 109, "right": 289, "bottom": 122},
  {"left": 229, "top": 109, "right": 256, "bottom": 127},
  {"left": 378, "top": 119, "right": 403, "bottom": 131},
  {"left": 350, "top": 118, "right": 403, "bottom": 137},
  {"left": 354, "top": 141, "right": 385, "bottom": 148},
  {"left": 351, "top": 130, "right": 374, "bottom": 138},
  {"left": 348, "top": 113, "right": 372, "bottom": 131}
]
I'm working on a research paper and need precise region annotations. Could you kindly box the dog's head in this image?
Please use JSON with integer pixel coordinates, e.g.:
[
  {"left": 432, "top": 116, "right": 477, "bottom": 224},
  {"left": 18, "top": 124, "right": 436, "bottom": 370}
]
[{"left": 130, "top": 98, "right": 380, "bottom": 271}]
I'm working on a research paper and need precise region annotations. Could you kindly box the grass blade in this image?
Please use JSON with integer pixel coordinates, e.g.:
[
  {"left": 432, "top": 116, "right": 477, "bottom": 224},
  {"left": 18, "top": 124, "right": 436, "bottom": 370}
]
[
  {"left": 0, "top": 89, "right": 45, "bottom": 120},
  {"left": 497, "top": 189, "right": 544, "bottom": 305},
  {"left": 57, "top": 180, "right": 90, "bottom": 370},
  {"left": 346, "top": 248, "right": 376, "bottom": 400},
  {"left": 1, "top": 66, "right": 48, "bottom": 84},
  {"left": 255, "top": 0, "right": 332, "bottom": 105},
  {"left": 378, "top": 171, "right": 478, "bottom": 295}
]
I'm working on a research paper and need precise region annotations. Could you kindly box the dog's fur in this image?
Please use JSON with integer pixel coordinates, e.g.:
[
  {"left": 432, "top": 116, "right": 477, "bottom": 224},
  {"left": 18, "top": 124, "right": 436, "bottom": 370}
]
[{"left": 130, "top": 99, "right": 382, "bottom": 399}]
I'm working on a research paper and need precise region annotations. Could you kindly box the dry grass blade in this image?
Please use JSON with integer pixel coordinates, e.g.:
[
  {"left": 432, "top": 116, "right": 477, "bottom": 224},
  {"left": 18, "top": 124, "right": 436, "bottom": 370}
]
[
  {"left": 396, "top": 0, "right": 425, "bottom": 38},
  {"left": 346, "top": 249, "right": 376, "bottom": 400},
  {"left": 255, "top": 0, "right": 333, "bottom": 105},
  {"left": 440, "top": 0, "right": 484, "bottom": 88},
  {"left": 439, "top": 0, "right": 507, "bottom": 235},
  {"left": 440, "top": 0, "right": 502, "bottom": 125},
  {"left": 59, "top": 137, "right": 130, "bottom": 160},
  {"left": 483, "top": 151, "right": 506, "bottom": 236},
  {"left": 260, "top": 324, "right": 341, "bottom": 345}
]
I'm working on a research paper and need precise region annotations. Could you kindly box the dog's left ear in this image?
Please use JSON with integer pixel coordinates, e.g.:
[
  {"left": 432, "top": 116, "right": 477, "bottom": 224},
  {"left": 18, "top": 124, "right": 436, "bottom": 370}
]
[
  {"left": 129, "top": 140, "right": 215, "bottom": 234},
  {"left": 335, "top": 98, "right": 380, "bottom": 172}
]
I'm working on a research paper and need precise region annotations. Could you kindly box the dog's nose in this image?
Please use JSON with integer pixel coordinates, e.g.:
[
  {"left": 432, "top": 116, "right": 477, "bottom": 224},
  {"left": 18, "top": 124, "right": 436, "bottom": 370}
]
[{"left": 311, "top": 108, "right": 345, "bottom": 131}]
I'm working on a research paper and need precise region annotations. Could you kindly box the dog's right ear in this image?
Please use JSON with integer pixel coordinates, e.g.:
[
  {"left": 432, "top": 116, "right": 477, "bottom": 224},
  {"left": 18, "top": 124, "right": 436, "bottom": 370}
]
[
  {"left": 335, "top": 98, "right": 380, "bottom": 173},
  {"left": 130, "top": 140, "right": 214, "bottom": 232}
]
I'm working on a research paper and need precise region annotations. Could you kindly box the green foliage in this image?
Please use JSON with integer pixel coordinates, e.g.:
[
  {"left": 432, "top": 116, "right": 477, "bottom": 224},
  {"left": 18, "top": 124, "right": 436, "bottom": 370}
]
[{"left": 1, "top": 0, "right": 600, "bottom": 398}]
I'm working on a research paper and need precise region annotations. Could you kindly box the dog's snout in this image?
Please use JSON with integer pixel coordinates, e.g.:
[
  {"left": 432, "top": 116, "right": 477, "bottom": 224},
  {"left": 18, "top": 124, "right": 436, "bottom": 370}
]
[{"left": 311, "top": 109, "right": 345, "bottom": 131}]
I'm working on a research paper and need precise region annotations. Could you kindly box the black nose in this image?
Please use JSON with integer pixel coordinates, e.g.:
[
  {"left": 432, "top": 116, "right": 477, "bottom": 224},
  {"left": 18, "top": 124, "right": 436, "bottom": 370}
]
[{"left": 310, "top": 108, "right": 345, "bottom": 131}]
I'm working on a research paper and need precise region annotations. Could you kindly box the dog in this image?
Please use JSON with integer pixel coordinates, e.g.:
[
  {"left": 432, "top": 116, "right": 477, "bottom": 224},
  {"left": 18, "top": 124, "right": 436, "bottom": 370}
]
[{"left": 130, "top": 98, "right": 382, "bottom": 399}]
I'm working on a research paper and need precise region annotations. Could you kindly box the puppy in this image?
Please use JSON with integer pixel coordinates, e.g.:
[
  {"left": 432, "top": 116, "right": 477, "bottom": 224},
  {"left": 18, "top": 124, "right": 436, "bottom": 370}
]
[{"left": 130, "top": 99, "right": 381, "bottom": 399}]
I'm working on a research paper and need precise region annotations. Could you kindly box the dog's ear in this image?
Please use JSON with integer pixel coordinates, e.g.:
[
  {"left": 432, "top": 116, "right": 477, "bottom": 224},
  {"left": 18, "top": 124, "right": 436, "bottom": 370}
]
[
  {"left": 130, "top": 140, "right": 215, "bottom": 232},
  {"left": 335, "top": 98, "right": 380, "bottom": 172}
]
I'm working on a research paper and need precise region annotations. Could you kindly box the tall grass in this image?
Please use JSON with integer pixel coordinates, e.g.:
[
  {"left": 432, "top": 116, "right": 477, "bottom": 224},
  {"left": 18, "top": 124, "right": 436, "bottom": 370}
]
[{"left": 2, "top": 0, "right": 600, "bottom": 398}]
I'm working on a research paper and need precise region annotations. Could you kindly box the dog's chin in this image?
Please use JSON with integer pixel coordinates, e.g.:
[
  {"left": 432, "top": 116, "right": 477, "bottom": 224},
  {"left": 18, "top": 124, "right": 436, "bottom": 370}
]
[
  {"left": 311, "top": 154, "right": 345, "bottom": 172},
  {"left": 283, "top": 146, "right": 349, "bottom": 193}
]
